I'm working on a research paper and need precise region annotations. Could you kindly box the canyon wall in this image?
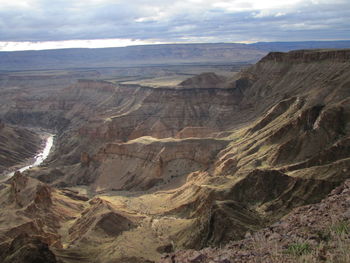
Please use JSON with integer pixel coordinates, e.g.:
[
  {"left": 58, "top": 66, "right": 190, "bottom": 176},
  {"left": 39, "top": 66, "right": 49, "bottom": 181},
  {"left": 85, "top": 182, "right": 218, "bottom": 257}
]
[{"left": 0, "top": 49, "right": 349, "bottom": 262}]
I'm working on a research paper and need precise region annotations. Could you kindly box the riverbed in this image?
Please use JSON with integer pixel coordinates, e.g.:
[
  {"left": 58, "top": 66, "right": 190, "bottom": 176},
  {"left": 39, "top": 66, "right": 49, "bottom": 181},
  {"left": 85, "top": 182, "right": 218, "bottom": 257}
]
[{"left": 5, "top": 132, "right": 55, "bottom": 177}]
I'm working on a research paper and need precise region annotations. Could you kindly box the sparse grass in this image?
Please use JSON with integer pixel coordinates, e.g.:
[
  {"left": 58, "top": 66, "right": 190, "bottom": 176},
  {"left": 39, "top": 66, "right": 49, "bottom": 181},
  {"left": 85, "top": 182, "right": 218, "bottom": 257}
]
[
  {"left": 331, "top": 220, "right": 349, "bottom": 236},
  {"left": 239, "top": 230, "right": 350, "bottom": 263},
  {"left": 325, "top": 220, "right": 350, "bottom": 263},
  {"left": 286, "top": 242, "right": 312, "bottom": 256},
  {"left": 278, "top": 221, "right": 350, "bottom": 262}
]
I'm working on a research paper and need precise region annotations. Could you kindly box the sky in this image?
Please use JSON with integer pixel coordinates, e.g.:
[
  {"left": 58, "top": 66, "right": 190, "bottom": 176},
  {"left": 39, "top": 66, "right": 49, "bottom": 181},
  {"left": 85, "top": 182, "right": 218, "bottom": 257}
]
[{"left": 0, "top": 0, "right": 349, "bottom": 51}]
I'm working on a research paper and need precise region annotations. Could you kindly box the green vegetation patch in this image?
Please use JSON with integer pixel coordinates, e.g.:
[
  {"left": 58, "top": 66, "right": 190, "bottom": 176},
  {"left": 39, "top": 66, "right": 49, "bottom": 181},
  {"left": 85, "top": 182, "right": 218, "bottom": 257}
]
[
  {"left": 331, "top": 220, "right": 349, "bottom": 236},
  {"left": 286, "top": 242, "right": 312, "bottom": 256}
]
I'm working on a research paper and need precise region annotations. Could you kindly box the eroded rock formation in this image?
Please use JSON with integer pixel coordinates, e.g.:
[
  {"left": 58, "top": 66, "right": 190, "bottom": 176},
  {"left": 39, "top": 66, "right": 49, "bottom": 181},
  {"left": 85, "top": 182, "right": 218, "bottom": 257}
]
[{"left": 0, "top": 49, "right": 349, "bottom": 262}]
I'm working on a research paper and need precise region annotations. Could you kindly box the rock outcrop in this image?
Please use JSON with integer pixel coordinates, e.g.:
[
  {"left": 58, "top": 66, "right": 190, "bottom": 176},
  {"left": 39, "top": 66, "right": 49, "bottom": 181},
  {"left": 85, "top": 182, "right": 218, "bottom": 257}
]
[
  {"left": 0, "top": 172, "right": 88, "bottom": 251},
  {"left": 68, "top": 197, "right": 136, "bottom": 243},
  {"left": 260, "top": 49, "right": 350, "bottom": 63}
]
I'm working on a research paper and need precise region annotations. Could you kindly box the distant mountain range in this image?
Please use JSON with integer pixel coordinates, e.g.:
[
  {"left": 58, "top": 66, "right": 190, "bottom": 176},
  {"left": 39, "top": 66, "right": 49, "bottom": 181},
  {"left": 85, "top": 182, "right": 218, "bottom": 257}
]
[{"left": 1, "top": 40, "right": 350, "bottom": 70}]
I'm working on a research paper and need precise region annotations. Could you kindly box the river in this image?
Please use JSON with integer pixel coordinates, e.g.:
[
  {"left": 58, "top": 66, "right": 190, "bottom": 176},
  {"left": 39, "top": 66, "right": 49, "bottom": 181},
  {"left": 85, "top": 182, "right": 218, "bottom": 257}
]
[{"left": 6, "top": 133, "right": 55, "bottom": 177}]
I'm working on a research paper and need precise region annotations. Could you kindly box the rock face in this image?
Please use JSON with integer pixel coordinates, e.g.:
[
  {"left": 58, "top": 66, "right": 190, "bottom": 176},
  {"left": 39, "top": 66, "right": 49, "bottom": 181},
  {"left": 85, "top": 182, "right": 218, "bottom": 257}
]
[
  {"left": 0, "top": 49, "right": 350, "bottom": 263},
  {"left": 88, "top": 137, "right": 228, "bottom": 192}
]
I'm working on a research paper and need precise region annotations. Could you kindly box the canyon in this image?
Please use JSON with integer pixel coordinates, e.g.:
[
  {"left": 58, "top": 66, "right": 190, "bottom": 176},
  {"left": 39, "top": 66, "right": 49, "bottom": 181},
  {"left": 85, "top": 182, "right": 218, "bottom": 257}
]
[{"left": 0, "top": 48, "right": 349, "bottom": 263}]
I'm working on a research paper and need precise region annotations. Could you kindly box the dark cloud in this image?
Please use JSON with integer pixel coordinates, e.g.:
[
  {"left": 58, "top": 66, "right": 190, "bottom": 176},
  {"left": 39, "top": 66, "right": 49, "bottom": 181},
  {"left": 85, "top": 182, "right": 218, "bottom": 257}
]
[{"left": 0, "top": 0, "right": 349, "bottom": 43}]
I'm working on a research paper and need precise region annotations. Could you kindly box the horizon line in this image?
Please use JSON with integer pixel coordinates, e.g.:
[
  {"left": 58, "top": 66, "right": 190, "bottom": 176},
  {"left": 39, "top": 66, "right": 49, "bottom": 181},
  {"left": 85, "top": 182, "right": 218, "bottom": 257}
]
[{"left": 1, "top": 39, "right": 350, "bottom": 52}]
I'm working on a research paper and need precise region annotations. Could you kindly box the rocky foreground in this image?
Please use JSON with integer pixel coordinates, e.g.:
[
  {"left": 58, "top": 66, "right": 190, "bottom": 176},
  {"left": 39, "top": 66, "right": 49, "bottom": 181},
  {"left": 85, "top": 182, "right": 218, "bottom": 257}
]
[{"left": 161, "top": 179, "right": 350, "bottom": 263}]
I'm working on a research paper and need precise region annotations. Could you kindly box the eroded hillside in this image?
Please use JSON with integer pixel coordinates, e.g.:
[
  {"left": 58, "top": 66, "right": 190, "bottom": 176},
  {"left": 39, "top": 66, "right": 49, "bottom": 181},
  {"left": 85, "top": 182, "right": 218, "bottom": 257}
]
[{"left": 0, "top": 49, "right": 349, "bottom": 263}]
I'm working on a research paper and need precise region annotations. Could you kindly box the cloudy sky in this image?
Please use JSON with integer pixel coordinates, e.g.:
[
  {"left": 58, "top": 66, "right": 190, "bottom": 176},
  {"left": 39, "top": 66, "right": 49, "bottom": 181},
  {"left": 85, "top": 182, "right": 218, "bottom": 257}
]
[{"left": 0, "top": 0, "right": 349, "bottom": 51}]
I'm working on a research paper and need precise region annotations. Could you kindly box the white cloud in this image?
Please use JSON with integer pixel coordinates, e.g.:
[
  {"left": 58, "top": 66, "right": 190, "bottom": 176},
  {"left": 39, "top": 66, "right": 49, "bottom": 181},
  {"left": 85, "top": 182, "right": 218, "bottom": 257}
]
[
  {"left": 0, "top": 0, "right": 348, "bottom": 49},
  {"left": 212, "top": 0, "right": 302, "bottom": 12},
  {"left": 0, "top": 0, "right": 36, "bottom": 8},
  {"left": 171, "top": 25, "right": 197, "bottom": 33},
  {"left": 0, "top": 38, "right": 163, "bottom": 51},
  {"left": 280, "top": 23, "right": 330, "bottom": 30}
]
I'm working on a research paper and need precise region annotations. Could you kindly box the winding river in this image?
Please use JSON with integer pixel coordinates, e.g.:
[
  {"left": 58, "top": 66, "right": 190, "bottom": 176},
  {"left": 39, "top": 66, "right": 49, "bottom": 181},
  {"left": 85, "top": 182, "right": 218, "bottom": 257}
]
[{"left": 7, "top": 133, "right": 55, "bottom": 177}]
